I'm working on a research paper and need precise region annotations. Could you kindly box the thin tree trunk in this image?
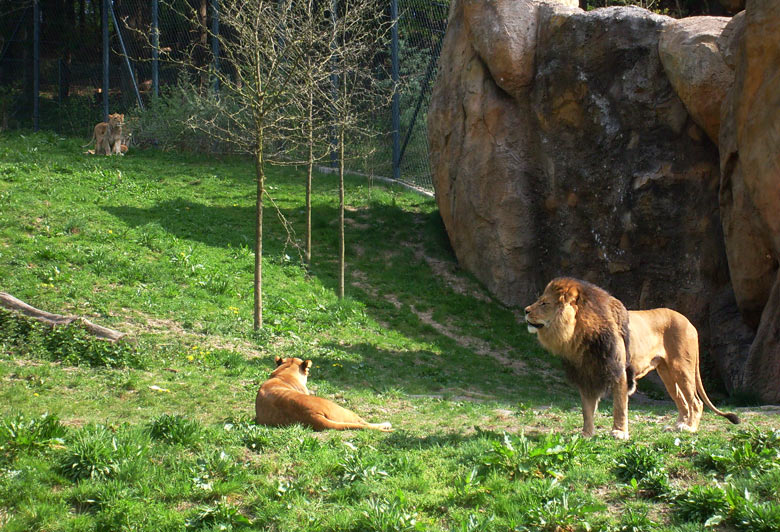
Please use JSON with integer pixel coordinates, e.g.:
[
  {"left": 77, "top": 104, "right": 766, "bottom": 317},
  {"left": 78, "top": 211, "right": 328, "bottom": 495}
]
[
  {"left": 254, "top": 132, "right": 264, "bottom": 329},
  {"left": 338, "top": 114, "right": 345, "bottom": 299},
  {"left": 306, "top": 79, "right": 313, "bottom": 265}
]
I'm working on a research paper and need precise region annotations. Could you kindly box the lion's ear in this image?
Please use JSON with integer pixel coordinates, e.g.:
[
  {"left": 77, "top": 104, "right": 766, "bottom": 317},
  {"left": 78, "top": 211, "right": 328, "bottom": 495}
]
[
  {"left": 301, "top": 360, "right": 312, "bottom": 375},
  {"left": 274, "top": 356, "right": 284, "bottom": 366},
  {"left": 562, "top": 286, "right": 580, "bottom": 305}
]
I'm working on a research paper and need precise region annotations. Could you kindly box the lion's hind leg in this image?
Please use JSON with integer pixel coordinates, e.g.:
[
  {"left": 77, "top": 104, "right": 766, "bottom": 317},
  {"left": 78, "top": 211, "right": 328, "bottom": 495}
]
[{"left": 655, "top": 362, "right": 702, "bottom": 432}]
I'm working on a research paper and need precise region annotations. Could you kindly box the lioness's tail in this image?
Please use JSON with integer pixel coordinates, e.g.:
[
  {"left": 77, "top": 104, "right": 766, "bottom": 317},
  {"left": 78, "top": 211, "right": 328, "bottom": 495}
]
[
  {"left": 82, "top": 132, "right": 96, "bottom": 148},
  {"left": 311, "top": 414, "right": 393, "bottom": 432},
  {"left": 696, "top": 363, "right": 740, "bottom": 424}
]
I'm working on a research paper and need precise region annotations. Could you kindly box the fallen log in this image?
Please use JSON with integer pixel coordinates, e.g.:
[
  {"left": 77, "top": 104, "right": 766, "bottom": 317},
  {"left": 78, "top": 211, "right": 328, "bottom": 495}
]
[{"left": 0, "top": 292, "right": 125, "bottom": 342}]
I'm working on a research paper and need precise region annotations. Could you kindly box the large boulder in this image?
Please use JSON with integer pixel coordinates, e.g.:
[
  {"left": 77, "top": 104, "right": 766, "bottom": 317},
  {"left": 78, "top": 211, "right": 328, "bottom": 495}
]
[
  {"left": 659, "top": 16, "right": 732, "bottom": 144},
  {"left": 719, "top": 0, "right": 780, "bottom": 402},
  {"left": 429, "top": 0, "right": 752, "bottom": 392}
]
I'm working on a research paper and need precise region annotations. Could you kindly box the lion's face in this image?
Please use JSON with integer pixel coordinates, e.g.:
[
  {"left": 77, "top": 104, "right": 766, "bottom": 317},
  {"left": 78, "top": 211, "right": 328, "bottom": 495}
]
[
  {"left": 271, "top": 356, "right": 311, "bottom": 384},
  {"left": 524, "top": 278, "right": 580, "bottom": 335}
]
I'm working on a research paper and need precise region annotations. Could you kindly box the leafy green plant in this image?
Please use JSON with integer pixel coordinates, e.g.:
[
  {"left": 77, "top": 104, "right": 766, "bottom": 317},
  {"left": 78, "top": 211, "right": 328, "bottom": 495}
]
[
  {"left": 185, "top": 497, "right": 252, "bottom": 530},
  {"left": 616, "top": 506, "right": 657, "bottom": 532},
  {"left": 238, "top": 424, "right": 273, "bottom": 451},
  {"left": 453, "top": 467, "right": 482, "bottom": 501},
  {"left": 0, "top": 309, "right": 143, "bottom": 369},
  {"left": 339, "top": 452, "right": 389, "bottom": 484},
  {"left": 482, "top": 432, "right": 582, "bottom": 480},
  {"left": 148, "top": 414, "right": 202, "bottom": 446},
  {"left": 58, "top": 425, "right": 146, "bottom": 481},
  {"left": 448, "top": 512, "right": 495, "bottom": 532},
  {"left": 673, "top": 484, "right": 730, "bottom": 525},
  {"left": 703, "top": 441, "right": 779, "bottom": 477},
  {"left": 358, "top": 492, "right": 422, "bottom": 532},
  {"left": 0, "top": 412, "right": 67, "bottom": 458},
  {"left": 525, "top": 492, "right": 598, "bottom": 532},
  {"left": 734, "top": 499, "right": 780, "bottom": 532},
  {"left": 614, "top": 445, "right": 670, "bottom": 497}
]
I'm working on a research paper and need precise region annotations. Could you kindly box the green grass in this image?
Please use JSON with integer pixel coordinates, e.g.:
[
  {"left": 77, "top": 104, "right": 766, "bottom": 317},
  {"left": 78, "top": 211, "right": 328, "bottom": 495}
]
[{"left": 1, "top": 131, "right": 778, "bottom": 531}]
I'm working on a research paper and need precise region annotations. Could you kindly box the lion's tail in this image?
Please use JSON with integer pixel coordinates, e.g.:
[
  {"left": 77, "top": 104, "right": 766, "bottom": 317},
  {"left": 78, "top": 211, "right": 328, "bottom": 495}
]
[{"left": 696, "top": 363, "right": 740, "bottom": 424}]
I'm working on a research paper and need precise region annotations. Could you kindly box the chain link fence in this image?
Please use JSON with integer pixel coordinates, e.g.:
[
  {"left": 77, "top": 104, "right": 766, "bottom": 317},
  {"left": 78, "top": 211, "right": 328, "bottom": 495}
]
[{"left": 0, "top": 0, "right": 447, "bottom": 192}]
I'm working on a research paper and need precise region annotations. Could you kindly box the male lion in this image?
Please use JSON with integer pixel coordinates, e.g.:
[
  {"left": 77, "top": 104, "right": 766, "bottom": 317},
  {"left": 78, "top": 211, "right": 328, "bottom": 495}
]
[
  {"left": 255, "top": 357, "right": 393, "bottom": 431},
  {"left": 83, "top": 113, "right": 124, "bottom": 155},
  {"left": 525, "top": 277, "right": 739, "bottom": 440}
]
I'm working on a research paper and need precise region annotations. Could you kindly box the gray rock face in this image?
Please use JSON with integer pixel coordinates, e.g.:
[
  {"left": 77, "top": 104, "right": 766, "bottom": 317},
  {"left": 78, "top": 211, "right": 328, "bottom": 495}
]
[{"left": 429, "top": 0, "right": 753, "bottom": 393}]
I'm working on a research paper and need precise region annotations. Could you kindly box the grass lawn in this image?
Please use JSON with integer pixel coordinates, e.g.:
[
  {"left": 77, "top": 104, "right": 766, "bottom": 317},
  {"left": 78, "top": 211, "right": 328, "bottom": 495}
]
[{"left": 1, "top": 131, "right": 779, "bottom": 531}]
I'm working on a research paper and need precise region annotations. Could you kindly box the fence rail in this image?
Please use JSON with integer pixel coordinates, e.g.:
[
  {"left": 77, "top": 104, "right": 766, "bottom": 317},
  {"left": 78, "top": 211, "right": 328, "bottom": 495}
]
[{"left": 0, "top": 0, "right": 447, "bottom": 192}]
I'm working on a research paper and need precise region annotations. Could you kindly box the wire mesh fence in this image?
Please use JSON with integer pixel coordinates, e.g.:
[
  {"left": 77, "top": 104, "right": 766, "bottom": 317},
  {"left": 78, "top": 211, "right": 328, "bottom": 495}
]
[{"left": 0, "top": 0, "right": 447, "bottom": 192}]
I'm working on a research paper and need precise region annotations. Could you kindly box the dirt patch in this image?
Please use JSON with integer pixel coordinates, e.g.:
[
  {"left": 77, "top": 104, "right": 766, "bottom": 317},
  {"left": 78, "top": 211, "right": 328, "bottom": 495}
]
[
  {"left": 350, "top": 270, "right": 402, "bottom": 310},
  {"left": 412, "top": 306, "right": 526, "bottom": 374},
  {"left": 118, "top": 310, "right": 265, "bottom": 358},
  {"left": 402, "top": 242, "right": 493, "bottom": 303}
]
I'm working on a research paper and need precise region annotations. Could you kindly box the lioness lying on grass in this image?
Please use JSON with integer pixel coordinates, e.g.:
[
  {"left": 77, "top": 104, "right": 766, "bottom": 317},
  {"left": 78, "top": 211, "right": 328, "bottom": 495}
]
[{"left": 255, "top": 357, "right": 393, "bottom": 431}]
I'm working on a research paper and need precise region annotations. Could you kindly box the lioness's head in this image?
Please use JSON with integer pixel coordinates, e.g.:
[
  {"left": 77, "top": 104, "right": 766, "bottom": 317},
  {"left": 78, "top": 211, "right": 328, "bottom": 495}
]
[
  {"left": 524, "top": 277, "right": 582, "bottom": 335},
  {"left": 108, "top": 113, "right": 124, "bottom": 129},
  {"left": 271, "top": 356, "right": 312, "bottom": 381}
]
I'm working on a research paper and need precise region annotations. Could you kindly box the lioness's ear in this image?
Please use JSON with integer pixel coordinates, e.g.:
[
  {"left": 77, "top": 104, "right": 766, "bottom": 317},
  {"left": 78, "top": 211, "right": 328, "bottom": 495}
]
[
  {"left": 274, "top": 356, "right": 284, "bottom": 366},
  {"left": 301, "top": 360, "right": 312, "bottom": 375}
]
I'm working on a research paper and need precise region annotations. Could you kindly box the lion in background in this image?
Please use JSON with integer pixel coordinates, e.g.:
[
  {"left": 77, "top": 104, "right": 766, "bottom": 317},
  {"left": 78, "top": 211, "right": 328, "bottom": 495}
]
[
  {"left": 525, "top": 277, "right": 739, "bottom": 440},
  {"left": 255, "top": 357, "right": 393, "bottom": 431},
  {"left": 83, "top": 113, "right": 125, "bottom": 155}
]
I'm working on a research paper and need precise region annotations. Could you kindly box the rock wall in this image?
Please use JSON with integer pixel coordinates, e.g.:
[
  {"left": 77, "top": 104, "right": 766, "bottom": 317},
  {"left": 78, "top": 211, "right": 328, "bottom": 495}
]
[
  {"left": 718, "top": 0, "right": 780, "bottom": 402},
  {"left": 429, "top": 0, "right": 779, "bottom": 400}
]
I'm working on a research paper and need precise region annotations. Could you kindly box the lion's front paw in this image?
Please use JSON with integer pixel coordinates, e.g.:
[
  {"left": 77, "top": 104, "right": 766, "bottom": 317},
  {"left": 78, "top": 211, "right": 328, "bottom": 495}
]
[
  {"left": 581, "top": 429, "right": 595, "bottom": 438},
  {"left": 611, "top": 429, "right": 630, "bottom": 440}
]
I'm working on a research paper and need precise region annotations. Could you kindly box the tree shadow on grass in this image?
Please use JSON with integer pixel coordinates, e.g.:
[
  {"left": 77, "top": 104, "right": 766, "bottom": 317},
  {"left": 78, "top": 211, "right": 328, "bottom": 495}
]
[{"left": 103, "top": 199, "right": 257, "bottom": 251}]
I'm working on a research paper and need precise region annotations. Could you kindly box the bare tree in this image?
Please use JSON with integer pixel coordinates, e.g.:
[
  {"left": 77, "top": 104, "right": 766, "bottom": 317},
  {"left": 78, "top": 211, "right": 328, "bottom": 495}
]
[
  {"left": 328, "top": 0, "right": 393, "bottom": 298},
  {"left": 134, "top": 0, "right": 390, "bottom": 321},
  {"left": 148, "top": 0, "right": 310, "bottom": 329}
]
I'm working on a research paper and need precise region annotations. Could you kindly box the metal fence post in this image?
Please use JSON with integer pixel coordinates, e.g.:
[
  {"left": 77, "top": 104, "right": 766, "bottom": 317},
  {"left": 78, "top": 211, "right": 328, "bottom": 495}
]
[
  {"left": 109, "top": 1, "right": 144, "bottom": 110},
  {"left": 152, "top": 0, "right": 159, "bottom": 99},
  {"left": 33, "top": 0, "right": 40, "bottom": 131},
  {"left": 211, "top": 0, "right": 219, "bottom": 94},
  {"left": 102, "top": 0, "right": 109, "bottom": 121},
  {"left": 390, "top": 0, "right": 400, "bottom": 181}
]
